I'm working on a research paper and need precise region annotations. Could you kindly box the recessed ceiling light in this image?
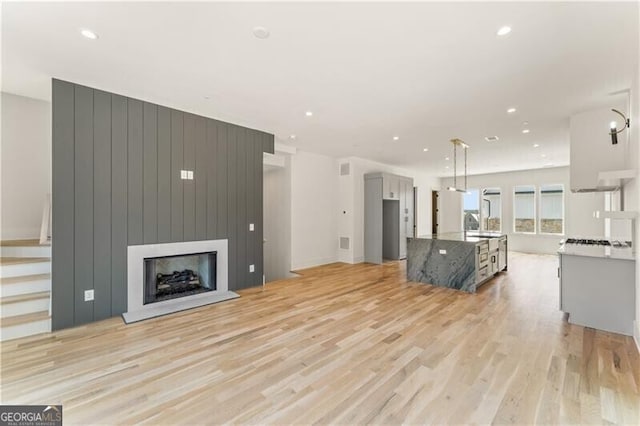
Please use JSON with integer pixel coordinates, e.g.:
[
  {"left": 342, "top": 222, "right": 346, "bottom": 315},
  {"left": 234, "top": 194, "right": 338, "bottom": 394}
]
[
  {"left": 445, "top": 166, "right": 450, "bottom": 169},
  {"left": 423, "top": 148, "right": 429, "bottom": 152},
  {"left": 305, "top": 111, "right": 313, "bottom": 117},
  {"left": 522, "top": 129, "right": 530, "bottom": 134},
  {"left": 252, "top": 26, "right": 270, "bottom": 39},
  {"left": 393, "top": 136, "right": 399, "bottom": 141},
  {"left": 484, "top": 136, "right": 499, "bottom": 142},
  {"left": 507, "top": 107, "right": 517, "bottom": 114},
  {"left": 289, "top": 134, "right": 297, "bottom": 140},
  {"left": 533, "top": 143, "right": 540, "bottom": 148},
  {"left": 80, "top": 29, "right": 98, "bottom": 40},
  {"left": 497, "top": 26, "right": 512, "bottom": 36},
  {"left": 445, "top": 157, "right": 450, "bottom": 161},
  {"left": 541, "top": 154, "right": 547, "bottom": 158}
]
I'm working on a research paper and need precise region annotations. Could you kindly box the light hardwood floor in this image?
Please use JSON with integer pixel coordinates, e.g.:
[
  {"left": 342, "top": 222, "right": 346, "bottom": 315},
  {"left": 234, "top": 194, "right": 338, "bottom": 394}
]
[{"left": 1, "top": 252, "right": 638, "bottom": 425}]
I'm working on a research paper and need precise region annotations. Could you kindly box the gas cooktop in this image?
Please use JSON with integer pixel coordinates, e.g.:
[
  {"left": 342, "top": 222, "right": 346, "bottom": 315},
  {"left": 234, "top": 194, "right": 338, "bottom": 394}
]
[
  {"left": 564, "top": 238, "right": 611, "bottom": 246},
  {"left": 563, "top": 238, "right": 631, "bottom": 248}
]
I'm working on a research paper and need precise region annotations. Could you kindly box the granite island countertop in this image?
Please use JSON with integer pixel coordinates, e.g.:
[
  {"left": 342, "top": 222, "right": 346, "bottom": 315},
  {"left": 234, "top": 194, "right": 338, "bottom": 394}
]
[{"left": 413, "top": 231, "right": 506, "bottom": 243}]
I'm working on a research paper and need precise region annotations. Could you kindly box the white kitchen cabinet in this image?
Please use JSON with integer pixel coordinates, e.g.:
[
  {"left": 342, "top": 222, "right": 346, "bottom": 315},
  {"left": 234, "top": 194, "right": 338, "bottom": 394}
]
[
  {"left": 365, "top": 172, "right": 414, "bottom": 263},
  {"left": 383, "top": 175, "right": 400, "bottom": 200}
]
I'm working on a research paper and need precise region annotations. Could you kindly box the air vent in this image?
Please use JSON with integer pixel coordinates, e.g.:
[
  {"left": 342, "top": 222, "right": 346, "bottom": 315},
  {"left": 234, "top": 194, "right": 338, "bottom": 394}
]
[
  {"left": 340, "top": 163, "right": 350, "bottom": 176},
  {"left": 484, "top": 136, "right": 499, "bottom": 142},
  {"left": 339, "top": 237, "right": 350, "bottom": 250}
]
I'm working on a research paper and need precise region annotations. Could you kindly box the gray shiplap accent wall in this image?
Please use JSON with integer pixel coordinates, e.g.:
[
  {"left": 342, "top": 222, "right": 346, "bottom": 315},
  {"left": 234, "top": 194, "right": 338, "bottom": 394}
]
[{"left": 52, "top": 79, "right": 274, "bottom": 330}]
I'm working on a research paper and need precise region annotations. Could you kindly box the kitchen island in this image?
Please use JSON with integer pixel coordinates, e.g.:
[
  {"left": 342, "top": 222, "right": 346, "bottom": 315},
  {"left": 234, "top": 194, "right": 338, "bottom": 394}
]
[{"left": 407, "top": 232, "right": 507, "bottom": 293}]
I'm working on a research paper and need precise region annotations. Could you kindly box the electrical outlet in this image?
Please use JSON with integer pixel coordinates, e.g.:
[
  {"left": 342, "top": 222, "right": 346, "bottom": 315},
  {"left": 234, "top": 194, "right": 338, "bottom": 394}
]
[
  {"left": 249, "top": 223, "right": 255, "bottom": 231},
  {"left": 439, "top": 249, "right": 447, "bottom": 255},
  {"left": 249, "top": 264, "right": 255, "bottom": 273},
  {"left": 84, "top": 289, "right": 94, "bottom": 301},
  {"left": 180, "top": 170, "right": 188, "bottom": 179},
  {"left": 187, "top": 170, "right": 194, "bottom": 180}
]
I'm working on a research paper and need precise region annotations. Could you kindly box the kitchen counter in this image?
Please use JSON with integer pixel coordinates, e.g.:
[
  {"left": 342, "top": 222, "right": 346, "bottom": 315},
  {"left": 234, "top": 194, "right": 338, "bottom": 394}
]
[
  {"left": 407, "top": 233, "right": 507, "bottom": 293},
  {"left": 557, "top": 244, "right": 635, "bottom": 260}
]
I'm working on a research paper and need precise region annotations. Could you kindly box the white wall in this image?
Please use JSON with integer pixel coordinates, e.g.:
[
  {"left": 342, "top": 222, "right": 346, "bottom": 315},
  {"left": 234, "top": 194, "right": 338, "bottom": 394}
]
[
  {"left": 626, "top": 32, "right": 640, "bottom": 348},
  {"left": 1, "top": 92, "right": 51, "bottom": 240},
  {"left": 335, "top": 156, "right": 439, "bottom": 263},
  {"left": 263, "top": 160, "right": 293, "bottom": 282},
  {"left": 440, "top": 166, "right": 605, "bottom": 254},
  {"left": 290, "top": 150, "right": 339, "bottom": 270}
]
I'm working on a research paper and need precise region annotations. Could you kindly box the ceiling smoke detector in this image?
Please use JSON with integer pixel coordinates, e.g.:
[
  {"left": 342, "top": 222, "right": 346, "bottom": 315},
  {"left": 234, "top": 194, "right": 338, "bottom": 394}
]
[
  {"left": 484, "top": 136, "right": 499, "bottom": 142},
  {"left": 252, "top": 26, "right": 270, "bottom": 39}
]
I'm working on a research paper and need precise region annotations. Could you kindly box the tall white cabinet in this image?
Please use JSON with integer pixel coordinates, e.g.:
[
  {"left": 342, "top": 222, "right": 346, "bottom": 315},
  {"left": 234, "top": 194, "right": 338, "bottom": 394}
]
[{"left": 364, "top": 172, "right": 414, "bottom": 264}]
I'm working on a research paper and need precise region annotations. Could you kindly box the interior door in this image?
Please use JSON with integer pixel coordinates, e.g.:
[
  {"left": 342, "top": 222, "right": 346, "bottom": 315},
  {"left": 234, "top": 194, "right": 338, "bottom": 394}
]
[{"left": 432, "top": 190, "right": 439, "bottom": 235}]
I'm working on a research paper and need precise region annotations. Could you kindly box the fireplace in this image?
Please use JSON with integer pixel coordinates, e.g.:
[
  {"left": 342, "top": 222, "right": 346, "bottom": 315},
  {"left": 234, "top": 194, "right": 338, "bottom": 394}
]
[
  {"left": 124, "top": 239, "right": 238, "bottom": 324},
  {"left": 144, "top": 251, "right": 217, "bottom": 304}
]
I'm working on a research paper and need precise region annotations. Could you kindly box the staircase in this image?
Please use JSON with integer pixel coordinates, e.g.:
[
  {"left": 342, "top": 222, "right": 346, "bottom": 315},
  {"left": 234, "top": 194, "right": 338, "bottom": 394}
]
[{"left": 0, "top": 240, "right": 52, "bottom": 341}]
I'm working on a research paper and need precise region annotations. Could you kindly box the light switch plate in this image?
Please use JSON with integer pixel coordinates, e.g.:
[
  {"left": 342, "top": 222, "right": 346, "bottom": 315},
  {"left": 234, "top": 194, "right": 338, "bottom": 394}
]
[
  {"left": 439, "top": 249, "right": 447, "bottom": 255},
  {"left": 249, "top": 223, "right": 255, "bottom": 231},
  {"left": 84, "top": 289, "right": 94, "bottom": 301},
  {"left": 249, "top": 264, "right": 255, "bottom": 273}
]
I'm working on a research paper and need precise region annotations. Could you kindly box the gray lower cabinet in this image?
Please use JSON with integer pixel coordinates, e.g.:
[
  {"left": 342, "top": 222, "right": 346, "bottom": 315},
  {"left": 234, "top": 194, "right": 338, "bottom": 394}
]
[
  {"left": 365, "top": 172, "right": 414, "bottom": 264},
  {"left": 559, "top": 253, "right": 635, "bottom": 336},
  {"left": 497, "top": 236, "right": 507, "bottom": 271},
  {"left": 476, "top": 235, "right": 508, "bottom": 287}
]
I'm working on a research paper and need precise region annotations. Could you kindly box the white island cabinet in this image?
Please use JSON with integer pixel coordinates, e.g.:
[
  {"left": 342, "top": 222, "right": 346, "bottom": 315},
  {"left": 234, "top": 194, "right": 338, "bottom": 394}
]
[{"left": 558, "top": 246, "right": 635, "bottom": 336}]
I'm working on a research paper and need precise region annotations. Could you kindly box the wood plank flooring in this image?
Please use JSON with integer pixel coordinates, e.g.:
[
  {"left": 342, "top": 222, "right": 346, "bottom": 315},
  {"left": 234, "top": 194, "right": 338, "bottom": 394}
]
[{"left": 1, "top": 252, "right": 638, "bottom": 425}]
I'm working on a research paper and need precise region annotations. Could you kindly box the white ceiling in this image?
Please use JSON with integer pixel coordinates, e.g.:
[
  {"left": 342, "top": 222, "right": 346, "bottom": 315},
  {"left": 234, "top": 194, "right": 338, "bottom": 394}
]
[{"left": 3, "top": 1, "right": 638, "bottom": 176}]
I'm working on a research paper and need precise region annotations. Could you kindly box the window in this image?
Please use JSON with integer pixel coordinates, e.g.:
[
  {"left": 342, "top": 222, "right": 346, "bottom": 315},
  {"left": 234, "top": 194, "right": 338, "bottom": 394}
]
[
  {"left": 463, "top": 189, "right": 480, "bottom": 231},
  {"left": 514, "top": 185, "right": 536, "bottom": 233},
  {"left": 481, "top": 188, "right": 501, "bottom": 232},
  {"left": 540, "top": 184, "right": 564, "bottom": 234}
]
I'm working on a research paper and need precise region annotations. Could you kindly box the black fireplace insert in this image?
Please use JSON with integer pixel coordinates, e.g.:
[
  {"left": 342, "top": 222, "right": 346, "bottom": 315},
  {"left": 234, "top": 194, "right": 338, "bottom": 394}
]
[{"left": 143, "top": 251, "right": 217, "bottom": 304}]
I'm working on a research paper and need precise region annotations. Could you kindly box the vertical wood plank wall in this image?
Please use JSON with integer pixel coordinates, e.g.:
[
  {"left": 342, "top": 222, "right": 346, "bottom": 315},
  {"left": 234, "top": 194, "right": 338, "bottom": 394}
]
[{"left": 52, "top": 79, "right": 274, "bottom": 330}]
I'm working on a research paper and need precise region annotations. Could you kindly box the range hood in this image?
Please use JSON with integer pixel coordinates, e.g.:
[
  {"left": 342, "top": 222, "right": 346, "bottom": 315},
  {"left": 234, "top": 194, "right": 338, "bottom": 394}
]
[
  {"left": 572, "top": 169, "right": 636, "bottom": 193},
  {"left": 570, "top": 101, "right": 633, "bottom": 193}
]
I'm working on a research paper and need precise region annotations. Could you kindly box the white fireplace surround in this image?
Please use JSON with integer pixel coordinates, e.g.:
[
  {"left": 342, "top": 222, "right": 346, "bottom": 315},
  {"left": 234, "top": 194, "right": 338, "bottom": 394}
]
[{"left": 123, "top": 239, "right": 239, "bottom": 323}]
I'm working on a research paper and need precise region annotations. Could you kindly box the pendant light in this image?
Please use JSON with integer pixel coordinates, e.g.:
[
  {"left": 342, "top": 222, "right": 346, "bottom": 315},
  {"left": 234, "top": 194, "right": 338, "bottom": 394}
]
[{"left": 446, "top": 138, "right": 469, "bottom": 193}]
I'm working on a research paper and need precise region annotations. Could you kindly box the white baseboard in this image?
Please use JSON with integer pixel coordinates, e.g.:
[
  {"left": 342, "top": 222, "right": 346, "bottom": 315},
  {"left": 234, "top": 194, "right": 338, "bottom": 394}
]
[
  {"left": 291, "top": 256, "right": 339, "bottom": 271},
  {"left": 634, "top": 320, "right": 640, "bottom": 354}
]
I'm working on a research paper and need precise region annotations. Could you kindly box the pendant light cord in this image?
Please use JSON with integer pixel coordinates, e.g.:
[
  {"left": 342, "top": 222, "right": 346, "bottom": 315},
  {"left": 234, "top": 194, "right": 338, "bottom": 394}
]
[
  {"left": 453, "top": 143, "right": 457, "bottom": 189},
  {"left": 464, "top": 146, "right": 467, "bottom": 191}
]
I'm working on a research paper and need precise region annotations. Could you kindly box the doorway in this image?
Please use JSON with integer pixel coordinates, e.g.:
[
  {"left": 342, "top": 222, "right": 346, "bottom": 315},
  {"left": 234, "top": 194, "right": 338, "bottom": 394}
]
[
  {"left": 431, "top": 190, "right": 439, "bottom": 235},
  {"left": 263, "top": 162, "right": 293, "bottom": 283}
]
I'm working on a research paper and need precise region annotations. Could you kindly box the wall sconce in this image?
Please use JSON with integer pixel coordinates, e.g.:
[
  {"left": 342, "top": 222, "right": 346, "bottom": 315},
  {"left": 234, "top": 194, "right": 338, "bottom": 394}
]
[{"left": 609, "top": 108, "right": 630, "bottom": 145}]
